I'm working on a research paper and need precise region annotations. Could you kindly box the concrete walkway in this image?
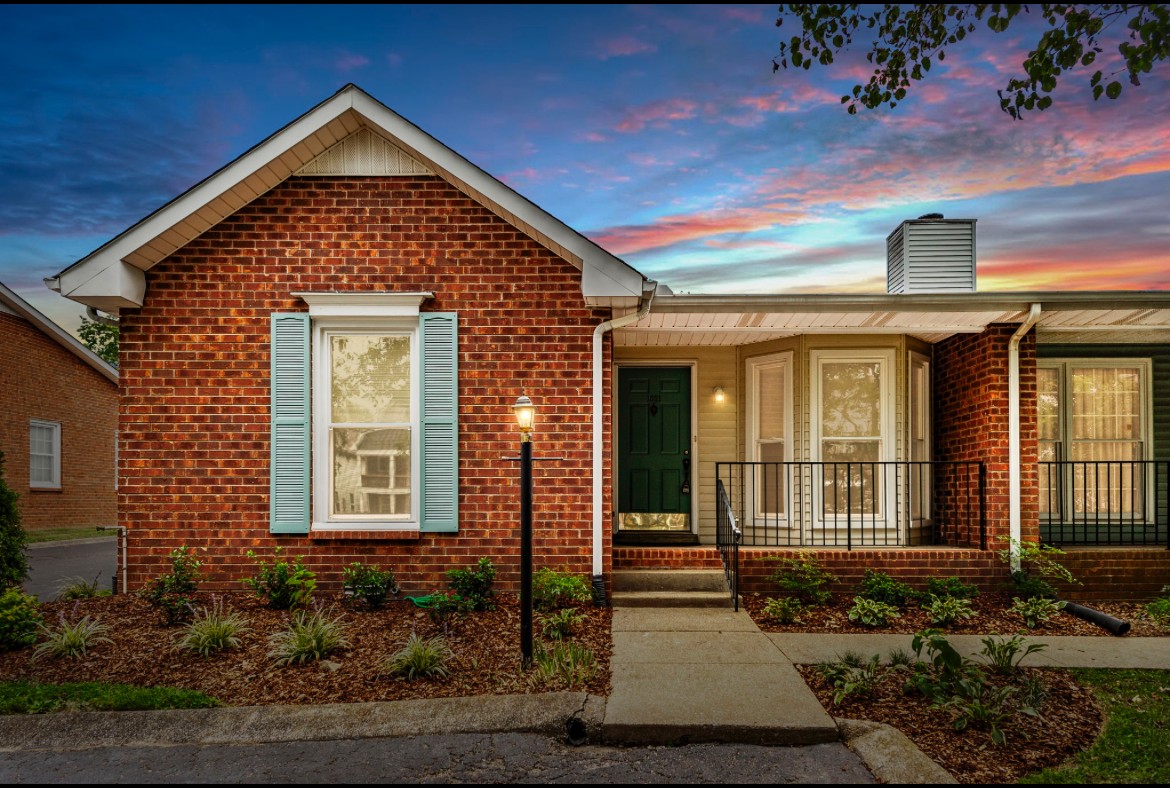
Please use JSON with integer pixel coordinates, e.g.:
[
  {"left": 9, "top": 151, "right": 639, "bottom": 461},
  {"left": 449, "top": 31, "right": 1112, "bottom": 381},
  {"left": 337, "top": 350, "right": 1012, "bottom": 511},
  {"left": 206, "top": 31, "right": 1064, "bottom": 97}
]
[{"left": 1, "top": 602, "right": 1165, "bottom": 784}]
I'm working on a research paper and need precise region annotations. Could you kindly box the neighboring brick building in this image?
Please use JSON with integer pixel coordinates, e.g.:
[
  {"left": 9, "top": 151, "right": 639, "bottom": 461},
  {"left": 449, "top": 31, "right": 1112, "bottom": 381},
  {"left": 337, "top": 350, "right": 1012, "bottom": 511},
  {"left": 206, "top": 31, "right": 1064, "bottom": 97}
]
[
  {"left": 48, "top": 85, "right": 1170, "bottom": 597},
  {"left": 0, "top": 283, "right": 117, "bottom": 531}
]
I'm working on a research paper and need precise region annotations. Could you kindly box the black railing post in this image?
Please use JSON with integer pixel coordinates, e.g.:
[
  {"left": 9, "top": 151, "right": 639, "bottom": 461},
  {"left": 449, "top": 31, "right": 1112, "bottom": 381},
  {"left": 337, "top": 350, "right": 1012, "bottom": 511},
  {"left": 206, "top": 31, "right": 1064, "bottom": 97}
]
[{"left": 978, "top": 461, "right": 987, "bottom": 550}]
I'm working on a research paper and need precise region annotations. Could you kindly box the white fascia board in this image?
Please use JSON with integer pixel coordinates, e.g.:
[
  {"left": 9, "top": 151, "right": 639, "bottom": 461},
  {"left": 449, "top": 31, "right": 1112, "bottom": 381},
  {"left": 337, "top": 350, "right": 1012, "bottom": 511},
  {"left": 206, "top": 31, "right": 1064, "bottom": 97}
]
[
  {"left": 57, "top": 260, "right": 147, "bottom": 312},
  {"left": 294, "top": 291, "right": 433, "bottom": 317},
  {"left": 348, "top": 91, "right": 646, "bottom": 302},
  {"left": 0, "top": 282, "right": 118, "bottom": 383}
]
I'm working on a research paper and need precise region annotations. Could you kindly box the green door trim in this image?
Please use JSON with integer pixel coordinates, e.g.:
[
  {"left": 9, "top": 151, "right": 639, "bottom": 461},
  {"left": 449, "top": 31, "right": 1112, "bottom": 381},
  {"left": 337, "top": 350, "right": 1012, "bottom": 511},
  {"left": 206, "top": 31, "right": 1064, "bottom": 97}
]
[{"left": 615, "top": 363, "right": 695, "bottom": 532}]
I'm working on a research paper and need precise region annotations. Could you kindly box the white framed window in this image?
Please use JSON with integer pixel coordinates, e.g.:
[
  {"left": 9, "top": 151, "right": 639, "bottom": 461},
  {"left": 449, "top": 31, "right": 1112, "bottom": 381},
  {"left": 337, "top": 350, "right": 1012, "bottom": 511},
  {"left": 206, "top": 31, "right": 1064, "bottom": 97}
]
[
  {"left": 810, "top": 349, "right": 895, "bottom": 522},
  {"left": 745, "top": 352, "right": 792, "bottom": 519},
  {"left": 909, "top": 352, "right": 931, "bottom": 521},
  {"left": 29, "top": 419, "right": 61, "bottom": 489},
  {"left": 1038, "top": 359, "right": 1152, "bottom": 519},
  {"left": 312, "top": 322, "right": 420, "bottom": 529}
]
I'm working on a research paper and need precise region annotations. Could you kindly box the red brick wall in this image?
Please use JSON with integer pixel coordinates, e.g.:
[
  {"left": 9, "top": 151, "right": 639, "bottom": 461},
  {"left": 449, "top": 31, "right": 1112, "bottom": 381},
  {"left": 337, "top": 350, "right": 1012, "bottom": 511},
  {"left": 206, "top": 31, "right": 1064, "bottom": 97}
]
[
  {"left": 119, "top": 176, "right": 613, "bottom": 592},
  {"left": 933, "top": 325, "right": 1038, "bottom": 547},
  {"left": 0, "top": 312, "right": 117, "bottom": 530}
]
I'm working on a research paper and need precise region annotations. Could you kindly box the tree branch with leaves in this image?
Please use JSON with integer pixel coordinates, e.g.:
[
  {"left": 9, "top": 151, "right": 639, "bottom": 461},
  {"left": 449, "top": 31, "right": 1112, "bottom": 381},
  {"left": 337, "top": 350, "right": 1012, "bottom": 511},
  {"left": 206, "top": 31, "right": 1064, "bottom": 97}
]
[{"left": 774, "top": 4, "right": 1170, "bottom": 118}]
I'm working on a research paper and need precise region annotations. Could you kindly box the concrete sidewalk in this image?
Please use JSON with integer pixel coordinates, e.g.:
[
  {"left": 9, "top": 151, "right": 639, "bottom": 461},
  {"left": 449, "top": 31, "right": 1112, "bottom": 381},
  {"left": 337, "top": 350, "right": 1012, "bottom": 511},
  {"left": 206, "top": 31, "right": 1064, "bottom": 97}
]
[{"left": 0, "top": 606, "right": 1164, "bottom": 784}]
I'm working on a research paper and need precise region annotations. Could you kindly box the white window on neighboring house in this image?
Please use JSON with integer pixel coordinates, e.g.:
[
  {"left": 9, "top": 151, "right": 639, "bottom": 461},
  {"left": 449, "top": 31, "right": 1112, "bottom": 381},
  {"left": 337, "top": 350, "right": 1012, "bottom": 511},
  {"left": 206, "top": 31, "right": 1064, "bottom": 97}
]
[
  {"left": 1039, "top": 359, "right": 1152, "bottom": 521},
  {"left": 29, "top": 419, "right": 61, "bottom": 489}
]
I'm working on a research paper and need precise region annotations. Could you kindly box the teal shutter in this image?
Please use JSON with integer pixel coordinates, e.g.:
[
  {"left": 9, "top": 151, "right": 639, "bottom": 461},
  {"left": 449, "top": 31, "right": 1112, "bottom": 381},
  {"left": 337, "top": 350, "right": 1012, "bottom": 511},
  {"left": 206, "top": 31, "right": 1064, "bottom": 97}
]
[
  {"left": 420, "top": 313, "right": 459, "bottom": 532},
  {"left": 270, "top": 313, "right": 311, "bottom": 534}
]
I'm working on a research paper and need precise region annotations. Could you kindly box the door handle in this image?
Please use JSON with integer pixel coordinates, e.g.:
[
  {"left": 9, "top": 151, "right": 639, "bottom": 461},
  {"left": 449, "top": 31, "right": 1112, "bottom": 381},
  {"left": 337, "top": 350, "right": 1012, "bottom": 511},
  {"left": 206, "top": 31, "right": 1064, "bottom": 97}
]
[{"left": 681, "top": 451, "right": 691, "bottom": 495}]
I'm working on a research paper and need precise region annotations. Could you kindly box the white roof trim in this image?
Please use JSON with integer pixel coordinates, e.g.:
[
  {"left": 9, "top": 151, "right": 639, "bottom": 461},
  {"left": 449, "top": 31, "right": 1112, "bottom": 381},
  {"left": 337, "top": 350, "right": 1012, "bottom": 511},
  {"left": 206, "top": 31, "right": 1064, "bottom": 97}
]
[
  {"left": 294, "top": 291, "right": 433, "bottom": 318},
  {"left": 52, "top": 84, "right": 646, "bottom": 311},
  {"left": 0, "top": 282, "right": 118, "bottom": 384}
]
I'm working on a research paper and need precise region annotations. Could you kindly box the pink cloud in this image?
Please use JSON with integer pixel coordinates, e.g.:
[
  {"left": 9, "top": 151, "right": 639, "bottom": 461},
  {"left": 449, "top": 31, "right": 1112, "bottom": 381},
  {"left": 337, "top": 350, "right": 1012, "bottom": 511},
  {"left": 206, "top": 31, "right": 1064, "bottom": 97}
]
[
  {"left": 595, "top": 35, "right": 657, "bottom": 60},
  {"left": 615, "top": 99, "right": 698, "bottom": 133},
  {"left": 981, "top": 248, "right": 1170, "bottom": 291},
  {"left": 335, "top": 53, "right": 370, "bottom": 72},
  {"left": 580, "top": 131, "right": 609, "bottom": 143},
  {"left": 385, "top": 52, "right": 403, "bottom": 68},
  {"left": 723, "top": 6, "right": 766, "bottom": 24},
  {"left": 628, "top": 152, "right": 672, "bottom": 167},
  {"left": 591, "top": 205, "right": 808, "bottom": 256}
]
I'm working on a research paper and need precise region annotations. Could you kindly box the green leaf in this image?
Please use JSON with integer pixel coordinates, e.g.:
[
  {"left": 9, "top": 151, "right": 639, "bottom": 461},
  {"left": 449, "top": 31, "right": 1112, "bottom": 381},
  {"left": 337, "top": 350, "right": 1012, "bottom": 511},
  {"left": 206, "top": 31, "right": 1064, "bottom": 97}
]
[
  {"left": 1106, "top": 80, "right": 1123, "bottom": 99},
  {"left": 922, "top": 56, "right": 931, "bottom": 71}
]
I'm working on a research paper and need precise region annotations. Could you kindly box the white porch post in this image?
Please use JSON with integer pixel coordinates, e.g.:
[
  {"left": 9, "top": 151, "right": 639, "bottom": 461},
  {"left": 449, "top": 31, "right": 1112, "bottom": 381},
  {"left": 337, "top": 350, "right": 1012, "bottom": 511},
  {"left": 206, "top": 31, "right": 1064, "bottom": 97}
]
[{"left": 1008, "top": 303, "right": 1041, "bottom": 571}]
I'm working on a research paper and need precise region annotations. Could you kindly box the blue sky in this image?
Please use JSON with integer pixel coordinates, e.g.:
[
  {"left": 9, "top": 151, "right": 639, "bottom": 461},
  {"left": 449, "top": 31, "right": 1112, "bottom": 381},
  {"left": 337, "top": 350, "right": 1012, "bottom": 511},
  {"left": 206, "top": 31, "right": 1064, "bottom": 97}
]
[{"left": 2, "top": 4, "right": 1168, "bottom": 332}]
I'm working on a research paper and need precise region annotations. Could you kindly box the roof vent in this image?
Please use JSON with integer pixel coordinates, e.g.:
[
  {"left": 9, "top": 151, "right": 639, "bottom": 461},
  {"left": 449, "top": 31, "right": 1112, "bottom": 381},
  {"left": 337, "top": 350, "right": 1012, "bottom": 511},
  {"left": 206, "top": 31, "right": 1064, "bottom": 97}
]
[{"left": 886, "top": 217, "right": 976, "bottom": 294}]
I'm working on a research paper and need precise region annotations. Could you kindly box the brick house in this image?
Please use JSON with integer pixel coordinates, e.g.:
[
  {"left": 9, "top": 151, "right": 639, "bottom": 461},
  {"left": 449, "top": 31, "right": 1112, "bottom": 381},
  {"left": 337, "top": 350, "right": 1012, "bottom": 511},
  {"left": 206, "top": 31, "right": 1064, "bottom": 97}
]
[
  {"left": 0, "top": 282, "right": 118, "bottom": 531},
  {"left": 48, "top": 85, "right": 1170, "bottom": 598}
]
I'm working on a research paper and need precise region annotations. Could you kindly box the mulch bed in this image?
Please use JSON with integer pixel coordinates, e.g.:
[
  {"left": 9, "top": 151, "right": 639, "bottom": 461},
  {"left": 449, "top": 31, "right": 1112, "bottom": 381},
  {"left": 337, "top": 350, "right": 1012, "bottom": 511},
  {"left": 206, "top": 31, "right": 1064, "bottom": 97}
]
[{"left": 0, "top": 593, "right": 611, "bottom": 705}]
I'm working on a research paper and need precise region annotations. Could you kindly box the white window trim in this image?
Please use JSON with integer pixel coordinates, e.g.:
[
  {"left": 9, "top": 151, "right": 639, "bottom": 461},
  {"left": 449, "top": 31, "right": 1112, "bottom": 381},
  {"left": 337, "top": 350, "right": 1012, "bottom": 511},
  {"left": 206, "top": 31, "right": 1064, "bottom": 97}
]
[
  {"left": 909, "top": 351, "right": 932, "bottom": 523},
  {"left": 310, "top": 315, "right": 422, "bottom": 532},
  {"left": 809, "top": 348, "right": 896, "bottom": 527},
  {"left": 1038, "top": 357, "right": 1153, "bottom": 521},
  {"left": 745, "top": 351, "right": 793, "bottom": 522},
  {"left": 29, "top": 419, "right": 61, "bottom": 490}
]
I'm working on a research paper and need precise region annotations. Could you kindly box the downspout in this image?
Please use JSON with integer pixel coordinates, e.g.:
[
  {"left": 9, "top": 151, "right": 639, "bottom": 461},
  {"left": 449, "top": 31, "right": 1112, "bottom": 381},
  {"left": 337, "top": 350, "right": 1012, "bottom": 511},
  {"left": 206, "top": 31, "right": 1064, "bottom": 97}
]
[
  {"left": 1008, "top": 303, "right": 1041, "bottom": 572},
  {"left": 85, "top": 306, "right": 120, "bottom": 327},
  {"left": 592, "top": 283, "right": 656, "bottom": 583}
]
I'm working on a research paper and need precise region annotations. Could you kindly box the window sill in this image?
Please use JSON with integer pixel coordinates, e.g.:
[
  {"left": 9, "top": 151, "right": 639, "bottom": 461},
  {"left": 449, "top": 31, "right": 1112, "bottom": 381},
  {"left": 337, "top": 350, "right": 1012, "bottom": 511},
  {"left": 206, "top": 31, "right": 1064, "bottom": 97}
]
[
  {"left": 310, "top": 529, "right": 421, "bottom": 542},
  {"left": 29, "top": 486, "right": 62, "bottom": 493}
]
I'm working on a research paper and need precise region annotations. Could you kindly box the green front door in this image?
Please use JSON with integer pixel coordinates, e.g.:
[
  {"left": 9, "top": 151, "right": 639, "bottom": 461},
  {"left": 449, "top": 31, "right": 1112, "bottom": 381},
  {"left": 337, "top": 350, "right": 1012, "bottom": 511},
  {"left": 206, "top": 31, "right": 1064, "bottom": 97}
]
[{"left": 618, "top": 366, "right": 692, "bottom": 531}]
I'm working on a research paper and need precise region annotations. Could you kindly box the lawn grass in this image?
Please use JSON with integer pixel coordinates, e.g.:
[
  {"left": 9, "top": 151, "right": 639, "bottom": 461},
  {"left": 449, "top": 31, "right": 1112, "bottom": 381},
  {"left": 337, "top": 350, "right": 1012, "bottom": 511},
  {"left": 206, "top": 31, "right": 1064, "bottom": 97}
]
[
  {"left": 25, "top": 527, "right": 117, "bottom": 544},
  {"left": 0, "top": 681, "right": 220, "bottom": 714},
  {"left": 1020, "top": 669, "right": 1170, "bottom": 784}
]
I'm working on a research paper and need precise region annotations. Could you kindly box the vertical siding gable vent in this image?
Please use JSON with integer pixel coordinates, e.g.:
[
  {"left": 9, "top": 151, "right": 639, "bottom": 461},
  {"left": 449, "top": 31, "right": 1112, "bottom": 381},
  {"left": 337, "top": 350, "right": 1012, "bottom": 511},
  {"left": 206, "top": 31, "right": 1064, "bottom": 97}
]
[
  {"left": 296, "top": 128, "right": 434, "bottom": 176},
  {"left": 886, "top": 215, "right": 977, "bottom": 294}
]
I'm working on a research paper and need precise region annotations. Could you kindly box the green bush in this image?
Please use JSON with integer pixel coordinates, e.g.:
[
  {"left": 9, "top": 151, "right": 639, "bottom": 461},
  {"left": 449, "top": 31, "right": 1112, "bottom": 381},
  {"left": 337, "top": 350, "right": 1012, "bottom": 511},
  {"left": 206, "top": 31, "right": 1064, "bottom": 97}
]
[
  {"left": 267, "top": 608, "right": 348, "bottom": 665},
  {"left": 0, "top": 587, "right": 42, "bottom": 651},
  {"left": 818, "top": 652, "right": 883, "bottom": 705},
  {"left": 1145, "top": 591, "right": 1170, "bottom": 630},
  {"left": 243, "top": 547, "right": 316, "bottom": 610},
  {"left": 56, "top": 575, "right": 111, "bottom": 601},
  {"left": 532, "top": 568, "right": 592, "bottom": 611},
  {"left": 999, "top": 538, "right": 1078, "bottom": 598},
  {"left": 0, "top": 452, "right": 29, "bottom": 589},
  {"left": 761, "top": 596, "right": 803, "bottom": 624},
  {"left": 176, "top": 599, "right": 250, "bottom": 657},
  {"left": 540, "top": 608, "right": 585, "bottom": 640},
  {"left": 924, "top": 595, "right": 976, "bottom": 626},
  {"left": 848, "top": 596, "right": 901, "bottom": 627},
  {"left": 140, "top": 546, "right": 203, "bottom": 625},
  {"left": 924, "top": 576, "right": 979, "bottom": 600},
  {"left": 33, "top": 616, "right": 112, "bottom": 660},
  {"left": 384, "top": 633, "right": 453, "bottom": 679},
  {"left": 857, "top": 569, "right": 913, "bottom": 608},
  {"left": 1011, "top": 596, "right": 1065, "bottom": 629},
  {"left": 767, "top": 551, "right": 836, "bottom": 605},
  {"left": 532, "top": 641, "right": 597, "bottom": 688},
  {"left": 446, "top": 557, "right": 495, "bottom": 611},
  {"left": 342, "top": 562, "right": 399, "bottom": 608},
  {"left": 980, "top": 634, "right": 1047, "bottom": 675}
]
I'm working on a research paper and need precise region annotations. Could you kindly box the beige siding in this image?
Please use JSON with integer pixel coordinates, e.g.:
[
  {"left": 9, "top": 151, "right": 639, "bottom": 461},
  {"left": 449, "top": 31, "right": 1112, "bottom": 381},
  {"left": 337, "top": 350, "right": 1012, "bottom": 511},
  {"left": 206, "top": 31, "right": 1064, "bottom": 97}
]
[{"left": 614, "top": 347, "right": 737, "bottom": 542}]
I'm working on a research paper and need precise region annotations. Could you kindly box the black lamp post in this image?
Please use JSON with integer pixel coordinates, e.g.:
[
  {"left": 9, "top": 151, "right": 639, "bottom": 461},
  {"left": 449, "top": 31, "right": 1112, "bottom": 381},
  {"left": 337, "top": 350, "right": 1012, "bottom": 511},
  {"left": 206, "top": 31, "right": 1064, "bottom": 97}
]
[{"left": 511, "top": 394, "right": 536, "bottom": 666}]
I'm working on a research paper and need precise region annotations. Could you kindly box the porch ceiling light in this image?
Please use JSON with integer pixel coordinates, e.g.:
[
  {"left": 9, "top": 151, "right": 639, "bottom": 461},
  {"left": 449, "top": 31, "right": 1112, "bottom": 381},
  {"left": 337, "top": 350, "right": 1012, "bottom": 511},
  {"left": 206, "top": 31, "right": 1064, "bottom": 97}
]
[
  {"left": 512, "top": 394, "right": 536, "bottom": 440},
  {"left": 713, "top": 385, "right": 726, "bottom": 404}
]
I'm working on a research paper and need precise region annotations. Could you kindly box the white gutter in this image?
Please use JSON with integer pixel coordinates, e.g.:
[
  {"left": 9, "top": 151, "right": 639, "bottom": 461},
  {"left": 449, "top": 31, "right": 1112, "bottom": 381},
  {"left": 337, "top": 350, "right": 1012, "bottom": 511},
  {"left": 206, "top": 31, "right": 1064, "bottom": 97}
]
[
  {"left": 1008, "top": 303, "right": 1041, "bottom": 571},
  {"left": 592, "top": 283, "right": 656, "bottom": 577}
]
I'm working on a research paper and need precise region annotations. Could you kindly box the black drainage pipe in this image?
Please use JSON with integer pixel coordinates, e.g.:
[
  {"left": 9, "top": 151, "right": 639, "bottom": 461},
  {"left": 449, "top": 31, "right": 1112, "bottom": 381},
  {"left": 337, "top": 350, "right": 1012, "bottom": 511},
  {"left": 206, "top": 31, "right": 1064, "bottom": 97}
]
[{"left": 1062, "top": 601, "right": 1131, "bottom": 636}]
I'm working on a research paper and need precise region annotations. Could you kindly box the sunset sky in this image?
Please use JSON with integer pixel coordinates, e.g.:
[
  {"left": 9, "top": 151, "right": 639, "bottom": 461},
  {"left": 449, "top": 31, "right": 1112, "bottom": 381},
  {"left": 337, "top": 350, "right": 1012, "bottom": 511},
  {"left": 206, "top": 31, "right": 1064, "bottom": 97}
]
[{"left": 3, "top": 4, "right": 1168, "bottom": 332}]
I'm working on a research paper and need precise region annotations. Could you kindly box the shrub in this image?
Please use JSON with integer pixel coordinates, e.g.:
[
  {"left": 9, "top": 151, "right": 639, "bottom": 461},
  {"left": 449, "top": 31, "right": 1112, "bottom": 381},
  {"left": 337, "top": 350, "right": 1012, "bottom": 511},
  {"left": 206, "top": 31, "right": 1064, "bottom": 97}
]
[
  {"left": 942, "top": 673, "right": 1023, "bottom": 746},
  {"left": 905, "top": 629, "right": 976, "bottom": 702},
  {"left": 924, "top": 576, "right": 979, "bottom": 601},
  {"left": 243, "top": 547, "right": 316, "bottom": 610},
  {"left": 1145, "top": 592, "right": 1170, "bottom": 630},
  {"left": 0, "top": 451, "right": 29, "bottom": 589},
  {"left": 56, "top": 575, "right": 111, "bottom": 601},
  {"left": 761, "top": 596, "right": 803, "bottom": 624},
  {"left": 540, "top": 608, "right": 585, "bottom": 640},
  {"left": 342, "top": 562, "right": 399, "bottom": 609},
  {"left": 848, "top": 596, "right": 901, "bottom": 628},
  {"left": 532, "top": 568, "right": 592, "bottom": 611},
  {"left": 446, "top": 557, "right": 495, "bottom": 611},
  {"left": 980, "top": 634, "right": 1047, "bottom": 675},
  {"left": 925, "top": 595, "right": 976, "bottom": 626},
  {"left": 532, "top": 641, "right": 597, "bottom": 688},
  {"left": 887, "top": 647, "right": 914, "bottom": 668},
  {"left": 767, "top": 552, "right": 836, "bottom": 605},
  {"left": 998, "top": 538, "right": 1078, "bottom": 598},
  {"left": 33, "top": 615, "right": 112, "bottom": 660},
  {"left": 1012, "top": 596, "right": 1065, "bottom": 629},
  {"left": 384, "top": 633, "right": 453, "bottom": 679},
  {"left": 267, "top": 608, "right": 349, "bottom": 665},
  {"left": 857, "top": 569, "right": 913, "bottom": 608},
  {"left": 176, "top": 599, "right": 250, "bottom": 657},
  {"left": 140, "top": 546, "right": 203, "bottom": 625},
  {"left": 0, "top": 587, "right": 42, "bottom": 651},
  {"left": 818, "top": 653, "right": 883, "bottom": 705}
]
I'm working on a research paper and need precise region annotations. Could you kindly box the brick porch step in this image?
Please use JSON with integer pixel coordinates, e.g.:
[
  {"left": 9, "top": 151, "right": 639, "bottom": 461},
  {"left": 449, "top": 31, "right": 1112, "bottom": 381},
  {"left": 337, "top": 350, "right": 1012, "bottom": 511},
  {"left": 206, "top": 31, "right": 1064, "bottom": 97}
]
[{"left": 611, "top": 569, "right": 735, "bottom": 609}]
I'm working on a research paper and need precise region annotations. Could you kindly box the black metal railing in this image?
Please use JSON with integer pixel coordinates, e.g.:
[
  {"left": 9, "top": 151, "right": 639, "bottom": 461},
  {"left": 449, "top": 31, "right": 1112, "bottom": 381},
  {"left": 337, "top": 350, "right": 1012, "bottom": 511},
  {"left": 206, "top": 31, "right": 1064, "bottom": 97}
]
[
  {"left": 715, "top": 479, "right": 741, "bottom": 611},
  {"left": 1040, "top": 460, "right": 1170, "bottom": 547},
  {"left": 715, "top": 461, "right": 986, "bottom": 549}
]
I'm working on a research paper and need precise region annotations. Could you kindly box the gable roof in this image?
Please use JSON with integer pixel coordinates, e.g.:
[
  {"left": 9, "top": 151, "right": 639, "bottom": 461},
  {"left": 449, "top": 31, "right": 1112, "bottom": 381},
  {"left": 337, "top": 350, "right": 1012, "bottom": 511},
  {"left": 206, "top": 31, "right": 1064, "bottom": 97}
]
[
  {"left": 0, "top": 282, "right": 118, "bottom": 384},
  {"left": 47, "top": 84, "right": 648, "bottom": 312}
]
